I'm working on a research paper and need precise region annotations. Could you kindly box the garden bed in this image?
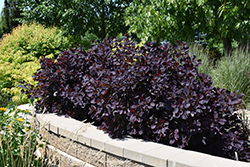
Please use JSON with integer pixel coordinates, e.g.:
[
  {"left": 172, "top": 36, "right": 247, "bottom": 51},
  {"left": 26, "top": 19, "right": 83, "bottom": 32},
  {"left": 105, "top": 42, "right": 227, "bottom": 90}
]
[{"left": 18, "top": 104, "right": 250, "bottom": 167}]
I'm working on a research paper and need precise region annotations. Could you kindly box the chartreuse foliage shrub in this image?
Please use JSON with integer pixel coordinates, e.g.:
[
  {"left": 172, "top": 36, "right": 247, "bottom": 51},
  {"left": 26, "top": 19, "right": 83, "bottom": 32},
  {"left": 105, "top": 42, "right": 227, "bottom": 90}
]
[
  {"left": 0, "top": 23, "right": 73, "bottom": 104},
  {"left": 0, "top": 58, "right": 40, "bottom": 104},
  {"left": 21, "top": 36, "right": 250, "bottom": 161}
]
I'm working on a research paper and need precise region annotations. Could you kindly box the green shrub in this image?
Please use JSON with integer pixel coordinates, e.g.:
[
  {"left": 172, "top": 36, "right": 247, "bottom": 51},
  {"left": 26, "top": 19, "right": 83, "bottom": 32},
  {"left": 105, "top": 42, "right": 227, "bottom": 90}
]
[
  {"left": 79, "top": 31, "right": 99, "bottom": 51},
  {"left": 189, "top": 44, "right": 214, "bottom": 75},
  {"left": 206, "top": 46, "right": 222, "bottom": 65},
  {"left": 211, "top": 49, "right": 250, "bottom": 104},
  {"left": 0, "top": 23, "right": 73, "bottom": 104},
  {"left": 189, "top": 45, "right": 250, "bottom": 104},
  {"left": 116, "top": 33, "right": 123, "bottom": 41},
  {"left": 0, "top": 23, "right": 73, "bottom": 60}
]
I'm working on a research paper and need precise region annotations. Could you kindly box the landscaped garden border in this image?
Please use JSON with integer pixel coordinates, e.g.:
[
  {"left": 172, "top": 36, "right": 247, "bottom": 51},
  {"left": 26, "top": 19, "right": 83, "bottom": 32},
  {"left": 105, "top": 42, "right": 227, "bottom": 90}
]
[{"left": 17, "top": 104, "right": 250, "bottom": 167}]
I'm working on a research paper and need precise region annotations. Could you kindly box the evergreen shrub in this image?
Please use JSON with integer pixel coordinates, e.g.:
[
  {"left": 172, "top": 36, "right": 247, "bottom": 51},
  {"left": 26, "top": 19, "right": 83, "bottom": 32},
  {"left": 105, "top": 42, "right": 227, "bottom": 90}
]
[
  {"left": 21, "top": 36, "right": 250, "bottom": 161},
  {"left": 80, "top": 31, "right": 99, "bottom": 51}
]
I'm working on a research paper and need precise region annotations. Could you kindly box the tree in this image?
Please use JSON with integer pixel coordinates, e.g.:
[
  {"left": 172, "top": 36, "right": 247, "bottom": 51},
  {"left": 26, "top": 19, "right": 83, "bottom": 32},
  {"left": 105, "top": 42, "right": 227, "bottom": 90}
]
[
  {"left": 9, "top": 0, "right": 22, "bottom": 28},
  {"left": 87, "top": 0, "right": 131, "bottom": 40},
  {"left": 218, "top": 1, "right": 250, "bottom": 52},
  {"left": 3, "top": 0, "right": 11, "bottom": 33},
  {"left": 1, "top": 0, "right": 22, "bottom": 35},
  {"left": 124, "top": 0, "right": 250, "bottom": 55},
  {"left": 17, "top": 0, "right": 89, "bottom": 37},
  {"left": 18, "top": 0, "right": 132, "bottom": 40},
  {"left": 125, "top": 0, "right": 205, "bottom": 44}
]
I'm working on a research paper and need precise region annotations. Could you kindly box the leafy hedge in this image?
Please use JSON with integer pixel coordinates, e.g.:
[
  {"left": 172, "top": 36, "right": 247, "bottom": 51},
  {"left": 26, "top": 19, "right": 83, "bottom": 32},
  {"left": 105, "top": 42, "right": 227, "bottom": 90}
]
[
  {"left": 21, "top": 36, "right": 250, "bottom": 161},
  {"left": 0, "top": 23, "right": 74, "bottom": 104},
  {"left": 80, "top": 31, "right": 99, "bottom": 51}
]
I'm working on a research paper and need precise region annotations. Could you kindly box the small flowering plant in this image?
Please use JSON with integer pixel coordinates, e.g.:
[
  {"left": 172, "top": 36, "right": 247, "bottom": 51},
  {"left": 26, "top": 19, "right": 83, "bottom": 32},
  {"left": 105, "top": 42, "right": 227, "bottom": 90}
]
[{"left": 0, "top": 106, "right": 43, "bottom": 166}]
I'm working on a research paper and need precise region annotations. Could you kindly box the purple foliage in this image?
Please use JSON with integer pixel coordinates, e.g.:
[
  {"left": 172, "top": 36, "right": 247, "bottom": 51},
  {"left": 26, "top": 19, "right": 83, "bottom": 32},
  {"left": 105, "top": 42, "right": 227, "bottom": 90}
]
[{"left": 20, "top": 36, "right": 250, "bottom": 161}]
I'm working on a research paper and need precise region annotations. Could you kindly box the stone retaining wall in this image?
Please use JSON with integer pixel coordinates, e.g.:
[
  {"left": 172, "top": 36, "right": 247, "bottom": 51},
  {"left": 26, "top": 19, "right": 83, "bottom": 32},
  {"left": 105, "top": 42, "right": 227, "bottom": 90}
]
[
  {"left": 16, "top": 104, "right": 250, "bottom": 167},
  {"left": 34, "top": 112, "right": 250, "bottom": 167}
]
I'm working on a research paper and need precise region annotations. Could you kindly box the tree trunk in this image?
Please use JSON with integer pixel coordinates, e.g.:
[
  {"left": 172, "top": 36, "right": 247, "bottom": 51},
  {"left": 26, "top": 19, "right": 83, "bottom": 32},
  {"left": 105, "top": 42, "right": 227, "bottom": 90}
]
[
  {"left": 101, "top": 18, "right": 106, "bottom": 40},
  {"left": 100, "top": 4, "right": 106, "bottom": 40},
  {"left": 238, "top": 37, "right": 248, "bottom": 52},
  {"left": 223, "top": 37, "right": 232, "bottom": 56}
]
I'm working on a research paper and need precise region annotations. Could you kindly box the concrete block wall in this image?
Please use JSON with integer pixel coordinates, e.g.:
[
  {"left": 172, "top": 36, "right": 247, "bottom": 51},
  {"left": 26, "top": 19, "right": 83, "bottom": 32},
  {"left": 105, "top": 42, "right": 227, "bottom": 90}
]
[
  {"left": 17, "top": 104, "right": 250, "bottom": 167},
  {"left": 35, "top": 113, "right": 250, "bottom": 167}
]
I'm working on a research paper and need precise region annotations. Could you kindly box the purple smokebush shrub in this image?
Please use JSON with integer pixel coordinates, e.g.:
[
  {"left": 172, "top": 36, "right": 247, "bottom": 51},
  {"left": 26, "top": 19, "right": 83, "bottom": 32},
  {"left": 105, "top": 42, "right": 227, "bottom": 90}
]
[
  {"left": 20, "top": 47, "right": 94, "bottom": 121},
  {"left": 20, "top": 36, "right": 250, "bottom": 161}
]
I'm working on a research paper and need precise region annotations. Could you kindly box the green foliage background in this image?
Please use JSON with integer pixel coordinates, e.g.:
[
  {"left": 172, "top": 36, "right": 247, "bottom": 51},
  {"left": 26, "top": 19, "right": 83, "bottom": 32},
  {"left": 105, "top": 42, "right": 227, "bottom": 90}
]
[
  {"left": 125, "top": 0, "right": 250, "bottom": 54},
  {"left": 17, "top": 0, "right": 132, "bottom": 40}
]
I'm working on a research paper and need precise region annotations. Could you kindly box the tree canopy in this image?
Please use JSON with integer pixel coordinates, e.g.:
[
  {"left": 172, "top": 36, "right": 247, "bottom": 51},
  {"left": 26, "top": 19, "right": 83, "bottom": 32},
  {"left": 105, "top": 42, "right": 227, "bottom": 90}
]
[
  {"left": 0, "top": 0, "right": 22, "bottom": 37},
  {"left": 17, "top": 0, "right": 132, "bottom": 40},
  {"left": 125, "top": 0, "right": 250, "bottom": 54},
  {"left": 125, "top": 0, "right": 204, "bottom": 43}
]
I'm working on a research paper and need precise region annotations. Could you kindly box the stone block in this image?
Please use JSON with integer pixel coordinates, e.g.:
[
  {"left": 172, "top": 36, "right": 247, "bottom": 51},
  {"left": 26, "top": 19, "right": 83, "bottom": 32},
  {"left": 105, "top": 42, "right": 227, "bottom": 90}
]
[
  {"left": 168, "top": 150, "right": 209, "bottom": 167},
  {"left": 194, "top": 155, "right": 237, "bottom": 167},
  {"left": 124, "top": 141, "right": 162, "bottom": 162},
  {"left": 105, "top": 137, "right": 143, "bottom": 157},
  {"left": 77, "top": 143, "right": 106, "bottom": 167}
]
